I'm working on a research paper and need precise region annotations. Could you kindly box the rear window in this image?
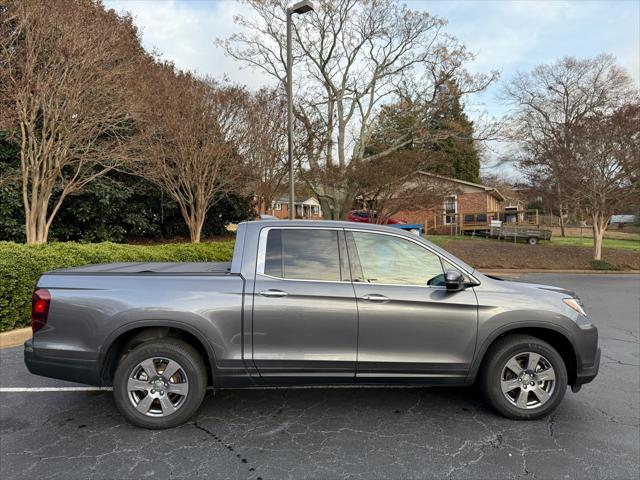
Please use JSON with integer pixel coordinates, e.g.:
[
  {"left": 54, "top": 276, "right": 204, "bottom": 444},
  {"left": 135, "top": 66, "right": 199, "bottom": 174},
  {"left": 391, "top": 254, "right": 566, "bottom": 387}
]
[{"left": 263, "top": 229, "right": 341, "bottom": 281}]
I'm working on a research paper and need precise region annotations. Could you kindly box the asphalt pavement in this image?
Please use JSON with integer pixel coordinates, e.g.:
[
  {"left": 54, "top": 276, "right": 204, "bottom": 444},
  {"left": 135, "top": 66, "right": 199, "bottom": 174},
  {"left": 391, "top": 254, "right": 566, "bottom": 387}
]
[{"left": 1, "top": 273, "right": 638, "bottom": 479}]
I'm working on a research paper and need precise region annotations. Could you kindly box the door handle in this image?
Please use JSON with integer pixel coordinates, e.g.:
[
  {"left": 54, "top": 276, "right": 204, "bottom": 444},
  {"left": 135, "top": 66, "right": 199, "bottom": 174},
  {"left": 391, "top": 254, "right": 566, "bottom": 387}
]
[
  {"left": 360, "top": 294, "right": 389, "bottom": 303},
  {"left": 259, "top": 289, "right": 288, "bottom": 298}
]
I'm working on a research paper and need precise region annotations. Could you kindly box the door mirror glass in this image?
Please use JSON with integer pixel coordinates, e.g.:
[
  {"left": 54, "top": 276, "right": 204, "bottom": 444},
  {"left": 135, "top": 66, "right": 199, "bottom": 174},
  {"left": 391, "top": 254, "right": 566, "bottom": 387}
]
[{"left": 445, "top": 270, "right": 465, "bottom": 291}]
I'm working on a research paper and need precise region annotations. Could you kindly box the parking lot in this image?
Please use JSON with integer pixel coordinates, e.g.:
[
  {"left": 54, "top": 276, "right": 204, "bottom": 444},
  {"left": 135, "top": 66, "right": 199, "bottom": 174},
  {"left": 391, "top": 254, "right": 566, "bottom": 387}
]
[{"left": 1, "top": 273, "right": 638, "bottom": 479}]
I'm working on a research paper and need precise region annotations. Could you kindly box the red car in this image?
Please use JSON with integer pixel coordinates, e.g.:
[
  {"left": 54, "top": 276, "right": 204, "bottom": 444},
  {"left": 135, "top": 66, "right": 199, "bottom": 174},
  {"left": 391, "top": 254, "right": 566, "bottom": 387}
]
[{"left": 346, "top": 210, "right": 406, "bottom": 225}]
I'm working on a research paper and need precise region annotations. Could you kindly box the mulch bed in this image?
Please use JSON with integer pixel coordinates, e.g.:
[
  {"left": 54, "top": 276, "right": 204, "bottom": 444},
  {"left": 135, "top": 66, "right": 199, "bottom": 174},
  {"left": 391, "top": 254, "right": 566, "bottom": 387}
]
[{"left": 443, "top": 240, "right": 640, "bottom": 271}]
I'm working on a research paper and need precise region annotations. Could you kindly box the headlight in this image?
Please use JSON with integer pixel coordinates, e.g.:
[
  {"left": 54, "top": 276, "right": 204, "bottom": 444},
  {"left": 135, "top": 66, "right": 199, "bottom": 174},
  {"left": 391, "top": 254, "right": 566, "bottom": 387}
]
[{"left": 563, "top": 297, "right": 586, "bottom": 316}]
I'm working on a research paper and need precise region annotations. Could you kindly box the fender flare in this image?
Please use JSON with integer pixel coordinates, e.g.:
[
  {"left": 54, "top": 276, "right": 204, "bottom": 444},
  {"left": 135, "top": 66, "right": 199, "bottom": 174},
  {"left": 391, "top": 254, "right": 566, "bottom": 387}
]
[
  {"left": 97, "top": 319, "right": 218, "bottom": 384},
  {"left": 466, "top": 320, "right": 579, "bottom": 383}
]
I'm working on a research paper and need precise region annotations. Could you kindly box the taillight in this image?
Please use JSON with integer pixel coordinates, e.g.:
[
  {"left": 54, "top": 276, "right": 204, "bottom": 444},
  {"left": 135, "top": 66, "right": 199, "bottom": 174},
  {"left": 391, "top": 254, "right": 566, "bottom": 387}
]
[{"left": 31, "top": 288, "right": 51, "bottom": 334}]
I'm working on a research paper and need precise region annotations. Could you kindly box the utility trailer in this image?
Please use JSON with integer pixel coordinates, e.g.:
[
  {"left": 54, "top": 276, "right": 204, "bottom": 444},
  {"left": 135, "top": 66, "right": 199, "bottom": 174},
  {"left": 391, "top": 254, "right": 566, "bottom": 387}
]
[{"left": 488, "top": 220, "right": 552, "bottom": 245}]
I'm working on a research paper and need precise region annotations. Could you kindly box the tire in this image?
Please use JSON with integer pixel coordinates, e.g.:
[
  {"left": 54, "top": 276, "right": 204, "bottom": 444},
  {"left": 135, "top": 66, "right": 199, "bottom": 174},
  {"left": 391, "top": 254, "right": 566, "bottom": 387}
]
[
  {"left": 113, "top": 338, "right": 207, "bottom": 429},
  {"left": 480, "top": 334, "right": 567, "bottom": 420},
  {"left": 528, "top": 237, "right": 538, "bottom": 246}
]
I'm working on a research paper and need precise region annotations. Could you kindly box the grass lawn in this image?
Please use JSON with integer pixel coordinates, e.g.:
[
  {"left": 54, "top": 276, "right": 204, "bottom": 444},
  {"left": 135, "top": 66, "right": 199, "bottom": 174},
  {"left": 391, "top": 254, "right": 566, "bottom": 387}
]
[
  {"left": 424, "top": 234, "right": 640, "bottom": 251},
  {"left": 549, "top": 236, "right": 640, "bottom": 250}
]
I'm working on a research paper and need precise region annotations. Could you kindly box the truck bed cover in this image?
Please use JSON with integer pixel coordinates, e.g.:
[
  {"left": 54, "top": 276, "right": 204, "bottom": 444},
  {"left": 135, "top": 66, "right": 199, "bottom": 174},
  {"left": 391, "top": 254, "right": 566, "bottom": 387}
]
[{"left": 49, "top": 262, "right": 232, "bottom": 274}]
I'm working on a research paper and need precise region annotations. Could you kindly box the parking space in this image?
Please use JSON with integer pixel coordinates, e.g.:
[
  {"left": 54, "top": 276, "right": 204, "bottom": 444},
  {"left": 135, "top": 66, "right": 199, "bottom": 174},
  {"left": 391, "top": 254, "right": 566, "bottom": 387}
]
[{"left": 1, "top": 274, "right": 639, "bottom": 479}]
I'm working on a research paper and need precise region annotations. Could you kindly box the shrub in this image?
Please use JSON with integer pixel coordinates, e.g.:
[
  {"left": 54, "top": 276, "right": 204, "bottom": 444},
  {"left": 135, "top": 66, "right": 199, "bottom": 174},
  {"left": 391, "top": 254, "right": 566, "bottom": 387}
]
[
  {"left": 589, "top": 259, "right": 621, "bottom": 271},
  {"left": 0, "top": 241, "right": 235, "bottom": 332}
]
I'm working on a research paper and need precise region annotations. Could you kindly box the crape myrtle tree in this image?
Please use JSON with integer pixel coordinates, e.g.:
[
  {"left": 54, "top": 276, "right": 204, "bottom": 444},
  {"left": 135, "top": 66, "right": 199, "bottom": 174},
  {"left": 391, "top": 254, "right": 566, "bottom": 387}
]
[
  {"left": 503, "top": 54, "right": 635, "bottom": 237},
  {"left": 242, "top": 88, "right": 289, "bottom": 215},
  {"left": 132, "top": 63, "right": 248, "bottom": 243},
  {"left": 220, "top": 0, "right": 496, "bottom": 220},
  {"left": 570, "top": 104, "right": 640, "bottom": 260},
  {"left": 0, "top": 0, "right": 145, "bottom": 243}
]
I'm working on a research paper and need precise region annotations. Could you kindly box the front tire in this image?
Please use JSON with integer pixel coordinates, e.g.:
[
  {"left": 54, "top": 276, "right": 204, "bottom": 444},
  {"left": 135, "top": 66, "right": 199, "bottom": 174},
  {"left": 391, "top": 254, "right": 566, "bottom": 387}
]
[
  {"left": 113, "top": 338, "right": 207, "bottom": 429},
  {"left": 480, "top": 335, "right": 567, "bottom": 420}
]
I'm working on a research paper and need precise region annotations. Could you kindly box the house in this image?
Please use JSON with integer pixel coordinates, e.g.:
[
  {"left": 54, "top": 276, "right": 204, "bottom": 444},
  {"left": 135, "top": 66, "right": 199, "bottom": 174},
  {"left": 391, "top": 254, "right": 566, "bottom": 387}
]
[
  {"left": 395, "top": 172, "right": 537, "bottom": 234},
  {"left": 269, "top": 196, "right": 322, "bottom": 219}
]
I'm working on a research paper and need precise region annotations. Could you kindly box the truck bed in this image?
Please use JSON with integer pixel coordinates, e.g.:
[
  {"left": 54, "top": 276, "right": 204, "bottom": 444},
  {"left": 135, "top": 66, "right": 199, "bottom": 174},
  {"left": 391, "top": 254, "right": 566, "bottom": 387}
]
[{"left": 49, "top": 262, "right": 232, "bottom": 275}]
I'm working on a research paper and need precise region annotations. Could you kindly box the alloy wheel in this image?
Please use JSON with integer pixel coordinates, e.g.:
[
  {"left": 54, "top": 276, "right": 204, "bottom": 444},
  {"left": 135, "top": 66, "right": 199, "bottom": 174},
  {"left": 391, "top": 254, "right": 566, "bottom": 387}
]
[
  {"left": 500, "top": 352, "right": 556, "bottom": 410},
  {"left": 127, "top": 357, "right": 190, "bottom": 417}
]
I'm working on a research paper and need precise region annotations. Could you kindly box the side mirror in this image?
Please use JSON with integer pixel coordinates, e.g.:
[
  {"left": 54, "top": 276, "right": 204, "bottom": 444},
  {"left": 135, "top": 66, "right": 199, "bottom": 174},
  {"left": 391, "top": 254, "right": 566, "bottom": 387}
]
[{"left": 444, "top": 270, "right": 465, "bottom": 292}]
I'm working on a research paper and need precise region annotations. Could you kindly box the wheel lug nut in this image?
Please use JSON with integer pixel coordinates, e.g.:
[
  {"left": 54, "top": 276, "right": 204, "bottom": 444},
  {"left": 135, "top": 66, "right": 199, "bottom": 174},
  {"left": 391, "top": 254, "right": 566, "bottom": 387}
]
[
  {"left": 160, "top": 391, "right": 164, "bottom": 395},
  {"left": 151, "top": 389, "right": 155, "bottom": 394}
]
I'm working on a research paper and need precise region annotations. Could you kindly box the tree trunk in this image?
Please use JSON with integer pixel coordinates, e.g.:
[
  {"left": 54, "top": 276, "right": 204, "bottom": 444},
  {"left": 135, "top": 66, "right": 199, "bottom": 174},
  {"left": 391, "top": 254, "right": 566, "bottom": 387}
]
[
  {"left": 591, "top": 212, "right": 608, "bottom": 261},
  {"left": 24, "top": 196, "right": 52, "bottom": 244}
]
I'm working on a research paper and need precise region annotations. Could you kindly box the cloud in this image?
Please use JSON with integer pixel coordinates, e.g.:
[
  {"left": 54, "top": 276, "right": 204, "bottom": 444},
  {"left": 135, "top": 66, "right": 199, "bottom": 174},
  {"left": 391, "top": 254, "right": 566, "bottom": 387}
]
[{"left": 105, "top": 0, "right": 273, "bottom": 89}]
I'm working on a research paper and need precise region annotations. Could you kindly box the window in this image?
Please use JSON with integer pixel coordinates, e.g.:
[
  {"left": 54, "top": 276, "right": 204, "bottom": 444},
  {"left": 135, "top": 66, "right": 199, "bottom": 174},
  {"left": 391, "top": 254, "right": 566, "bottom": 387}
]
[
  {"left": 275, "top": 202, "right": 282, "bottom": 211},
  {"left": 263, "top": 229, "right": 341, "bottom": 281},
  {"left": 350, "top": 232, "right": 444, "bottom": 286},
  {"left": 444, "top": 196, "right": 457, "bottom": 225}
]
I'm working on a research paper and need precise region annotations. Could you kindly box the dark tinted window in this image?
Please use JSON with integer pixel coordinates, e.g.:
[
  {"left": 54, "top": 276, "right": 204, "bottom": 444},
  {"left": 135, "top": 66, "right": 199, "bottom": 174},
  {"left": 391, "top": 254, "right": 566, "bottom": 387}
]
[
  {"left": 263, "top": 229, "right": 341, "bottom": 281},
  {"left": 264, "top": 229, "right": 283, "bottom": 277}
]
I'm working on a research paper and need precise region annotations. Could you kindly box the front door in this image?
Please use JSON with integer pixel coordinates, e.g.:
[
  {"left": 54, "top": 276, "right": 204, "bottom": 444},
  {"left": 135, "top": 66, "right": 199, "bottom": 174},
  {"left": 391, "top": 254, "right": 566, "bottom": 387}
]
[
  {"left": 252, "top": 227, "right": 358, "bottom": 383},
  {"left": 346, "top": 230, "right": 478, "bottom": 383}
]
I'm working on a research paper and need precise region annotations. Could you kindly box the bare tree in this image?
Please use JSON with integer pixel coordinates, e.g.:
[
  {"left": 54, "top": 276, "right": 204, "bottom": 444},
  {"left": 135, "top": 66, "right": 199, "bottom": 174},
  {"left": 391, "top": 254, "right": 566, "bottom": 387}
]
[
  {"left": 219, "top": 0, "right": 495, "bottom": 219},
  {"left": 503, "top": 55, "right": 635, "bottom": 237},
  {"left": 242, "top": 88, "right": 288, "bottom": 215},
  {"left": 0, "top": 0, "right": 144, "bottom": 243},
  {"left": 133, "top": 65, "right": 247, "bottom": 243},
  {"left": 356, "top": 150, "right": 452, "bottom": 222},
  {"left": 569, "top": 104, "right": 640, "bottom": 260}
]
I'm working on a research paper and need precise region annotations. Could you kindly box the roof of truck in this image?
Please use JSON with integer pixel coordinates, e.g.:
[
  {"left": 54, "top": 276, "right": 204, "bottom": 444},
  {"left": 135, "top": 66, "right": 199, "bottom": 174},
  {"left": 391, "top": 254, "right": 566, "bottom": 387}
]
[{"left": 241, "top": 219, "right": 412, "bottom": 234}]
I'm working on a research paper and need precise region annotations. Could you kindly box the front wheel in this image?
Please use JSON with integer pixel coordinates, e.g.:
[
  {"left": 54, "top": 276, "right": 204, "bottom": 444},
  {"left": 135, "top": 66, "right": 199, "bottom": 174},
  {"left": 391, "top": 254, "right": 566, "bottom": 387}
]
[
  {"left": 113, "top": 338, "right": 207, "bottom": 429},
  {"left": 480, "top": 335, "right": 567, "bottom": 420}
]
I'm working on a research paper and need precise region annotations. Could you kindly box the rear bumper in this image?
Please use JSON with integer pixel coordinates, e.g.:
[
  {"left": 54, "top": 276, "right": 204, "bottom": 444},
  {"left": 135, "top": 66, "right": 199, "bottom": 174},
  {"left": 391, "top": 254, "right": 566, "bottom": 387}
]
[{"left": 24, "top": 339, "right": 101, "bottom": 386}]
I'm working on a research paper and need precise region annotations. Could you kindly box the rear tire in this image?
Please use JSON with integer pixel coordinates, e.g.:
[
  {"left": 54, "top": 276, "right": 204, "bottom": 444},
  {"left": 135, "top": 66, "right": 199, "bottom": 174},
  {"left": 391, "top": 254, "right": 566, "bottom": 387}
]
[
  {"left": 480, "top": 335, "right": 567, "bottom": 420},
  {"left": 528, "top": 237, "right": 538, "bottom": 245},
  {"left": 113, "top": 338, "right": 207, "bottom": 429}
]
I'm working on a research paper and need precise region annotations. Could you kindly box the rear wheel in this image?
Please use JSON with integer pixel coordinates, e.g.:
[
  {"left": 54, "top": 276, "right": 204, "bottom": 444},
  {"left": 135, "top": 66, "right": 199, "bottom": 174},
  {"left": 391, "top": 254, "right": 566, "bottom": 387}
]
[
  {"left": 527, "top": 236, "right": 538, "bottom": 245},
  {"left": 480, "top": 335, "right": 567, "bottom": 420},
  {"left": 113, "top": 338, "right": 207, "bottom": 429}
]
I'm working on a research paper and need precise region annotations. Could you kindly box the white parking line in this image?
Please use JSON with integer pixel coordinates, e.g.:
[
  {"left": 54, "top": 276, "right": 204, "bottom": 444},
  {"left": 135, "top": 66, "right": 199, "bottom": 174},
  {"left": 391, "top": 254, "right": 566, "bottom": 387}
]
[
  {"left": 0, "top": 387, "right": 113, "bottom": 392},
  {"left": 0, "top": 384, "right": 428, "bottom": 393}
]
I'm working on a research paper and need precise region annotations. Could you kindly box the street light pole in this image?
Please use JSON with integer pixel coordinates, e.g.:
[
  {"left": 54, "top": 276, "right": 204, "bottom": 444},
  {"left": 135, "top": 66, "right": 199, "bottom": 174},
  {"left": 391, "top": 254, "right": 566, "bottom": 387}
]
[{"left": 286, "top": 0, "right": 314, "bottom": 220}]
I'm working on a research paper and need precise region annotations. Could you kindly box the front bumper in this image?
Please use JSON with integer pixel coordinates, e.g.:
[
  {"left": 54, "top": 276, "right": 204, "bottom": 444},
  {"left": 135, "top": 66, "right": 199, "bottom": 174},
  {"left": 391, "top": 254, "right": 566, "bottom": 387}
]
[
  {"left": 24, "top": 339, "right": 101, "bottom": 386},
  {"left": 574, "top": 346, "right": 601, "bottom": 387}
]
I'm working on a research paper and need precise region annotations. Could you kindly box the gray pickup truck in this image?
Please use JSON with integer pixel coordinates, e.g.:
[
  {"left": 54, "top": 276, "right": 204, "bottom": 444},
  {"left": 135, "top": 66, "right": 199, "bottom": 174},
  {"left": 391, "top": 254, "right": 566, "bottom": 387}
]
[{"left": 25, "top": 220, "right": 600, "bottom": 429}]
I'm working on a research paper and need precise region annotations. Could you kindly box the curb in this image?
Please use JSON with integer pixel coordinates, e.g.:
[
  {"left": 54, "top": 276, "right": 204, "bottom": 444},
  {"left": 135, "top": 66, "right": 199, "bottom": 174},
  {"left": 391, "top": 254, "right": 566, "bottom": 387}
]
[{"left": 0, "top": 327, "right": 31, "bottom": 349}]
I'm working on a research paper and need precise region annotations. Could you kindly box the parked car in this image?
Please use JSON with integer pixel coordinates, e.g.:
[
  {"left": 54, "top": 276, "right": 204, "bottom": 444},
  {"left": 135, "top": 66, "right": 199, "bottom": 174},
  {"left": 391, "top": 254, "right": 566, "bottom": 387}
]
[
  {"left": 347, "top": 209, "right": 406, "bottom": 224},
  {"left": 25, "top": 220, "right": 600, "bottom": 429}
]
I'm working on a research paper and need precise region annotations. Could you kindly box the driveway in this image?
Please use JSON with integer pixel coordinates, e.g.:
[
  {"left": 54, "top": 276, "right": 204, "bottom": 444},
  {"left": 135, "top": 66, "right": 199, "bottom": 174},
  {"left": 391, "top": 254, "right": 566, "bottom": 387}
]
[{"left": 1, "top": 274, "right": 638, "bottom": 479}]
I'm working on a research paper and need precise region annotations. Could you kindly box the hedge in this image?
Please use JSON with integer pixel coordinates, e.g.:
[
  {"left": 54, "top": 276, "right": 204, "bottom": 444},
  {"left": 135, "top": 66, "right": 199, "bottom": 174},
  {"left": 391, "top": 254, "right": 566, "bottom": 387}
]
[{"left": 0, "top": 241, "right": 235, "bottom": 332}]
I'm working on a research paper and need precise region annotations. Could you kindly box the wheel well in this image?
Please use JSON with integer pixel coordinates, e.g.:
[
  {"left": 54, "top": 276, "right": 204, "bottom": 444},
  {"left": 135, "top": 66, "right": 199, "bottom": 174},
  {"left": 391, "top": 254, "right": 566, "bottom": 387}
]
[
  {"left": 100, "top": 326, "right": 213, "bottom": 386},
  {"left": 480, "top": 327, "right": 577, "bottom": 384}
]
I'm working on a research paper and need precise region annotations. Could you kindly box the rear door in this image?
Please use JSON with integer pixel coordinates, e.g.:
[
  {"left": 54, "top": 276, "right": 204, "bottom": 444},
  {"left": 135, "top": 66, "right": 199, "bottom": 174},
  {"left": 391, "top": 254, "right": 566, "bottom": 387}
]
[
  {"left": 251, "top": 227, "right": 358, "bottom": 383},
  {"left": 346, "top": 230, "right": 478, "bottom": 383}
]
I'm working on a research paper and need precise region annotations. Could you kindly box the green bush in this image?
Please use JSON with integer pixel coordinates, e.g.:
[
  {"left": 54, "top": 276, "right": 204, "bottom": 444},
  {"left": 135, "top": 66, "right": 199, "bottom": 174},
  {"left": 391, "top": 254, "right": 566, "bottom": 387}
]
[
  {"left": 0, "top": 241, "right": 235, "bottom": 332},
  {"left": 589, "top": 259, "right": 622, "bottom": 271}
]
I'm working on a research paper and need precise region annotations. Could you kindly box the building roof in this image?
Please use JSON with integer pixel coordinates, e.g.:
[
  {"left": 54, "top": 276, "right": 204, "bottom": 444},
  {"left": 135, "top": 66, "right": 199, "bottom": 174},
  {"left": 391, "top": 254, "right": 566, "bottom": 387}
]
[
  {"left": 275, "top": 196, "right": 320, "bottom": 205},
  {"left": 415, "top": 171, "right": 505, "bottom": 201}
]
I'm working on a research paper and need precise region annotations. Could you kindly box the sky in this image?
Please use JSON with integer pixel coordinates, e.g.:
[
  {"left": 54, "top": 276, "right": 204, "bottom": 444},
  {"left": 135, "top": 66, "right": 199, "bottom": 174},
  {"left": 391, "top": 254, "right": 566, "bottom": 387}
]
[{"left": 105, "top": 0, "right": 640, "bottom": 178}]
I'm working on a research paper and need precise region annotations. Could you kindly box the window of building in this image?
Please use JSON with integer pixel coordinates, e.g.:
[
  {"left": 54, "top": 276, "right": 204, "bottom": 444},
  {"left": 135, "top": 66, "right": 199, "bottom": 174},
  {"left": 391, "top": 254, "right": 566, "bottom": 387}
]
[{"left": 444, "top": 196, "right": 457, "bottom": 225}]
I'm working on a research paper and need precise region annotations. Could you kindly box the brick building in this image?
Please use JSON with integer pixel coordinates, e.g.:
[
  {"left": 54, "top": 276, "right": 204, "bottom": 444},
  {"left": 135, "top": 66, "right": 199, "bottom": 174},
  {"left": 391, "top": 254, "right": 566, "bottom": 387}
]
[
  {"left": 396, "top": 172, "right": 507, "bottom": 234},
  {"left": 268, "top": 197, "right": 323, "bottom": 219}
]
